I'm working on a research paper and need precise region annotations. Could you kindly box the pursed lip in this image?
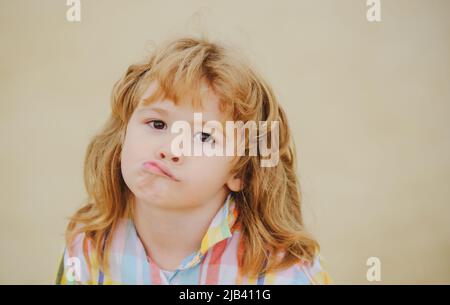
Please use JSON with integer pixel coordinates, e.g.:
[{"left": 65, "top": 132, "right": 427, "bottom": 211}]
[{"left": 143, "top": 160, "right": 179, "bottom": 181}]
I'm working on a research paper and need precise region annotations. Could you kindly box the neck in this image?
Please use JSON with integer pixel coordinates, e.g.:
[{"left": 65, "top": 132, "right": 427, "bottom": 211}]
[{"left": 132, "top": 189, "right": 228, "bottom": 270}]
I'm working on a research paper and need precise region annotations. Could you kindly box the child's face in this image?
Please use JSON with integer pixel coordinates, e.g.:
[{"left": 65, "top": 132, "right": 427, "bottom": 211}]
[{"left": 120, "top": 80, "right": 242, "bottom": 209}]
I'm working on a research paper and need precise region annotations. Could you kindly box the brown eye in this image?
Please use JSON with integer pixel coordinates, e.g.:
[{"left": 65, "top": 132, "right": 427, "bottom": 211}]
[
  {"left": 148, "top": 120, "right": 167, "bottom": 130},
  {"left": 194, "top": 132, "right": 215, "bottom": 144}
]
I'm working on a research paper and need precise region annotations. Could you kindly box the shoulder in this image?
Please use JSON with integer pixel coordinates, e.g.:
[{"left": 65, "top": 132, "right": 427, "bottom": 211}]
[
  {"left": 56, "top": 219, "right": 131, "bottom": 285},
  {"left": 263, "top": 254, "right": 332, "bottom": 285},
  {"left": 230, "top": 228, "right": 332, "bottom": 285},
  {"left": 292, "top": 254, "right": 332, "bottom": 285},
  {"left": 56, "top": 231, "right": 98, "bottom": 285}
]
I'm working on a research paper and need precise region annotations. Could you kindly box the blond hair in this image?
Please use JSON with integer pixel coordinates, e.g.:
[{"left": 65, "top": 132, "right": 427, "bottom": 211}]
[{"left": 65, "top": 35, "right": 319, "bottom": 279}]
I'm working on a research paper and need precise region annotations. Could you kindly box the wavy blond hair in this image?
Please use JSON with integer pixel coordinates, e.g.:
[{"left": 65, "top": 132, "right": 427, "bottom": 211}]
[{"left": 65, "top": 35, "right": 319, "bottom": 279}]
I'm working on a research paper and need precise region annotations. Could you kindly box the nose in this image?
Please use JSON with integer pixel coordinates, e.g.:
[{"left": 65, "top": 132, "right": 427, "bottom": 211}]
[
  {"left": 156, "top": 140, "right": 183, "bottom": 164},
  {"left": 158, "top": 151, "right": 180, "bottom": 163}
]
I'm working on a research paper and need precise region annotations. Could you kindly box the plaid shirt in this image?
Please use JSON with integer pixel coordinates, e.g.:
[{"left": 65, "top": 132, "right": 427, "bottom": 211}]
[{"left": 56, "top": 193, "right": 331, "bottom": 285}]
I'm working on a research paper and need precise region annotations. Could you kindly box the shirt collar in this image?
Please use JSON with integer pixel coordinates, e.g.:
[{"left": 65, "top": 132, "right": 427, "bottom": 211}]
[{"left": 199, "top": 192, "right": 238, "bottom": 255}]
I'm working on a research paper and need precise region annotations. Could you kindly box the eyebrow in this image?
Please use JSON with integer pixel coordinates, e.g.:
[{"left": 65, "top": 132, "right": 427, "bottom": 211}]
[
  {"left": 136, "top": 105, "right": 226, "bottom": 133},
  {"left": 136, "top": 106, "right": 170, "bottom": 116}
]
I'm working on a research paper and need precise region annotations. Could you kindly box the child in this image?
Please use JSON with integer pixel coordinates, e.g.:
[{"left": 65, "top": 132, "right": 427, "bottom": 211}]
[{"left": 55, "top": 36, "right": 331, "bottom": 285}]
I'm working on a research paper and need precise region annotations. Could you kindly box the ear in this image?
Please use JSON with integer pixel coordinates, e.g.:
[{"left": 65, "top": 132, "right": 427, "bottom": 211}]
[{"left": 226, "top": 175, "right": 243, "bottom": 192}]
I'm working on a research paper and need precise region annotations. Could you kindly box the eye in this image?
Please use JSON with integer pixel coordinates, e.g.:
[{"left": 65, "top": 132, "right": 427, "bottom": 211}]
[
  {"left": 147, "top": 120, "right": 167, "bottom": 130},
  {"left": 194, "top": 132, "right": 215, "bottom": 144}
]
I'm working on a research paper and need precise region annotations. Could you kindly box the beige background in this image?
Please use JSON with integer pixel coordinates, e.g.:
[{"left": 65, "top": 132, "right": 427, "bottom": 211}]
[{"left": 1, "top": 0, "right": 449, "bottom": 284}]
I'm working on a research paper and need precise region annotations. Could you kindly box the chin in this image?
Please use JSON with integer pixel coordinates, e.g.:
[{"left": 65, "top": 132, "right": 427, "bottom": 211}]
[{"left": 136, "top": 186, "right": 181, "bottom": 205}]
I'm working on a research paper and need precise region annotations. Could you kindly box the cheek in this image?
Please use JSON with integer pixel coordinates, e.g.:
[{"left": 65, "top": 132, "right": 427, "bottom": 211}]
[
  {"left": 121, "top": 128, "right": 150, "bottom": 179},
  {"left": 122, "top": 127, "right": 155, "bottom": 160},
  {"left": 189, "top": 156, "right": 232, "bottom": 184},
  {"left": 120, "top": 144, "right": 135, "bottom": 190},
  {"left": 121, "top": 138, "right": 138, "bottom": 174}
]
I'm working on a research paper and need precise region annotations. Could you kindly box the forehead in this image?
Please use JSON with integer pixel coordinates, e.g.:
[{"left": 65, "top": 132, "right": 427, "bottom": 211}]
[{"left": 136, "top": 80, "right": 229, "bottom": 121}]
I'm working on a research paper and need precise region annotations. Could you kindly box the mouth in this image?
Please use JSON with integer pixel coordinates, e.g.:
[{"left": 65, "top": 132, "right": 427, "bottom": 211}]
[{"left": 143, "top": 161, "right": 179, "bottom": 181}]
